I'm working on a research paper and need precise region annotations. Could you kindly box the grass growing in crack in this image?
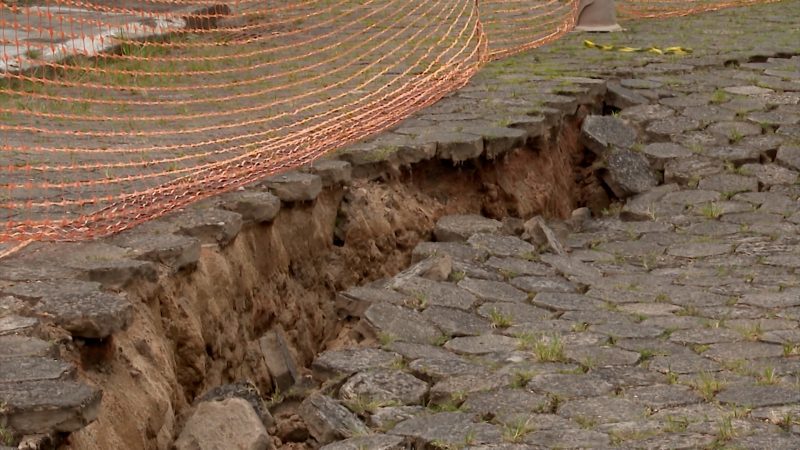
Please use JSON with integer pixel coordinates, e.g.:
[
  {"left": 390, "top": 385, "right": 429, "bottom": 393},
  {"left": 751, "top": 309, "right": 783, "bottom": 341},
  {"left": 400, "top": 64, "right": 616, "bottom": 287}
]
[
  {"left": 448, "top": 270, "right": 466, "bottom": 282},
  {"left": 663, "top": 415, "right": 690, "bottom": 432},
  {"left": 573, "top": 415, "right": 597, "bottom": 429},
  {"left": 756, "top": 366, "right": 779, "bottom": 385},
  {"left": 711, "top": 89, "right": 729, "bottom": 104},
  {"left": 489, "top": 308, "right": 513, "bottom": 329},
  {"left": 571, "top": 322, "right": 589, "bottom": 332},
  {"left": 379, "top": 333, "right": 397, "bottom": 347},
  {"left": 738, "top": 322, "right": 763, "bottom": 341},
  {"left": 502, "top": 418, "right": 535, "bottom": 443},
  {"left": 692, "top": 372, "right": 725, "bottom": 401},
  {"left": 778, "top": 412, "right": 796, "bottom": 432},
  {"left": 511, "top": 370, "right": 536, "bottom": 389},
  {"left": 343, "top": 395, "right": 398, "bottom": 416},
  {"left": 714, "top": 415, "right": 736, "bottom": 443},
  {"left": 783, "top": 342, "right": 800, "bottom": 357},
  {"left": 729, "top": 131, "right": 743, "bottom": 146},
  {"left": 698, "top": 202, "right": 723, "bottom": 219},
  {"left": 0, "top": 423, "right": 12, "bottom": 447},
  {"left": 665, "top": 370, "right": 679, "bottom": 385},
  {"left": 432, "top": 334, "right": 451, "bottom": 347},
  {"left": 517, "top": 334, "right": 565, "bottom": 362}
]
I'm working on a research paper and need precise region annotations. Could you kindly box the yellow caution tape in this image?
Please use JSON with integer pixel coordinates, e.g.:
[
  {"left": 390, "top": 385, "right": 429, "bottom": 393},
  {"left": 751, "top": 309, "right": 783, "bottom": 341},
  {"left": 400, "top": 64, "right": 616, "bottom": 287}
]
[{"left": 583, "top": 40, "right": 692, "bottom": 55}]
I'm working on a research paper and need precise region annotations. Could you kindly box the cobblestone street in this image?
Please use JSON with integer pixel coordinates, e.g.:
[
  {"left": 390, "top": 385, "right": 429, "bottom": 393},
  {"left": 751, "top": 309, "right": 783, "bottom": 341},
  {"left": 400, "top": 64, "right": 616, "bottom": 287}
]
[{"left": 1, "top": 1, "right": 800, "bottom": 449}]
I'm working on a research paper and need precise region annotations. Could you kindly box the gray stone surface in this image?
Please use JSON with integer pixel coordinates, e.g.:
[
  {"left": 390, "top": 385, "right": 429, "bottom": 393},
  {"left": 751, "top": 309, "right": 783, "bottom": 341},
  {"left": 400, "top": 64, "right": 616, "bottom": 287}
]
[
  {"left": 390, "top": 412, "right": 502, "bottom": 447},
  {"left": 265, "top": 172, "right": 323, "bottom": 202},
  {"left": 0, "top": 380, "right": 102, "bottom": 434},
  {"left": 174, "top": 398, "right": 271, "bottom": 450},
  {"left": 2, "top": 280, "right": 133, "bottom": 339},
  {"left": 299, "top": 394, "right": 369, "bottom": 444},
  {"left": 258, "top": 326, "right": 299, "bottom": 391},
  {"left": 340, "top": 369, "right": 428, "bottom": 406},
  {"left": 581, "top": 115, "right": 637, "bottom": 154},
  {"left": 320, "top": 435, "right": 404, "bottom": 450},
  {"left": 602, "top": 148, "right": 659, "bottom": 198},
  {"left": 219, "top": 190, "right": 281, "bottom": 223},
  {"left": 312, "top": 348, "right": 401, "bottom": 380},
  {"left": 174, "top": 208, "right": 243, "bottom": 246},
  {"left": 434, "top": 215, "right": 503, "bottom": 242}
]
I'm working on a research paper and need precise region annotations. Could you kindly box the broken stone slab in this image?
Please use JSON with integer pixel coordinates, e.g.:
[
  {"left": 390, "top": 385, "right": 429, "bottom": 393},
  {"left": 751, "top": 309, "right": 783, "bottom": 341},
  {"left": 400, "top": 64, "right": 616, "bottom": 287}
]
[
  {"left": 0, "top": 313, "right": 38, "bottom": 336},
  {"left": 646, "top": 116, "right": 702, "bottom": 139},
  {"left": 580, "top": 115, "right": 637, "bottom": 155},
  {"left": 2, "top": 280, "right": 133, "bottom": 339},
  {"left": 621, "top": 183, "right": 680, "bottom": 221},
  {"left": 421, "top": 306, "right": 492, "bottom": 337},
  {"left": 444, "top": 335, "right": 518, "bottom": 355},
  {"left": 716, "top": 384, "right": 800, "bottom": 408},
  {"left": 776, "top": 144, "right": 800, "bottom": 171},
  {"left": 510, "top": 276, "right": 580, "bottom": 295},
  {"left": 462, "top": 388, "right": 549, "bottom": 424},
  {"left": 619, "top": 104, "right": 675, "bottom": 125},
  {"left": 477, "top": 302, "right": 550, "bottom": 325},
  {"left": 22, "top": 242, "right": 156, "bottom": 289},
  {"left": 457, "top": 278, "right": 528, "bottom": 303},
  {"left": 697, "top": 173, "right": 758, "bottom": 194},
  {"left": 434, "top": 215, "right": 503, "bottom": 242},
  {"left": 558, "top": 396, "right": 648, "bottom": 424},
  {"left": 606, "top": 82, "right": 649, "bottom": 109},
  {"left": 601, "top": 148, "right": 658, "bottom": 198},
  {"left": 539, "top": 254, "right": 602, "bottom": 284},
  {"left": 174, "top": 397, "right": 272, "bottom": 450},
  {"left": 467, "top": 233, "right": 537, "bottom": 259},
  {"left": 484, "top": 256, "right": 556, "bottom": 277},
  {"left": 335, "top": 286, "right": 410, "bottom": 319},
  {"left": 529, "top": 292, "right": 602, "bottom": 312},
  {"left": 526, "top": 373, "right": 614, "bottom": 399},
  {"left": 197, "top": 381, "right": 272, "bottom": 428},
  {"left": 412, "top": 241, "right": 489, "bottom": 264},
  {"left": 470, "top": 126, "right": 527, "bottom": 159},
  {"left": 429, "top": 374, "right": 511, "bottom": 405},
  {"left": 305, "top": 159, "right": 352, "bottom": 186},
  {"left": 0, "top": 356, "right": 75, "bottom": 383},
  {"left": 408, "top": 356, "right": 488, "bottom": 382},
  {"left": 312, "top": 348, "right": 402, "bottom": 380},
  {"left": 319, "top": 435, "right": 405, "bottom": 450},
  {"left": 339, "top": 369, "right": 429, "bottom": 406},
  {"left": 258, "top": 326, "right": 299, "bottom": 391},
  {"left": 391, "top": 276, "right": 479, "bottom": 311},
  {"left": 173, "top": 207, "right": 243, "bottom": 246},
  {"left": 0, "top": 380, "right": 102, "bottom": 434},
  {"left": 299, "top": 394, "right": 369, "bottom": 445},
  {"left": 664, "top": 156, "right": 724, "bottom": 185},
  {"left": 724, "top": 85, "right": 774, "bottom": 96},
  {"left": 393, "top": 254, "right": 452, "bottom": 283},
  {"left": 521, "top": 216, "right": 565, "bottom": 255},
  {"left": 218, "top": 190, "right": 281, "bottom": 223},
  {"left": 390, "top": 412, "right": 502, "bottom": 447},
  {"left": 426, "top": 131, "right": 484, "bottom": 162},
  {"left": 641, "top": 143, "right": 693, "bottom": 170},
  {"left": 0, "top": 336, "right": 55, "bottom": 358},
  {"left": 109, "top": 232, "right": 201, "bottom": 272},
  {"left": 264, "top": 172, "right": 322, "bottom": 202},
  {"left": 361, "top": 303, "right": 442, "bottom": 345}
]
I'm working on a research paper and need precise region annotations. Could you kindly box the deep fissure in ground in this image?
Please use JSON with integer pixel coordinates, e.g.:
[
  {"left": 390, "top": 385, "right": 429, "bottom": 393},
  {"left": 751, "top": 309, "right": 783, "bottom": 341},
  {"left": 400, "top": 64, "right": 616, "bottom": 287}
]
[{"left": 62, "top": 100, "right": 623, "bottom": 450}]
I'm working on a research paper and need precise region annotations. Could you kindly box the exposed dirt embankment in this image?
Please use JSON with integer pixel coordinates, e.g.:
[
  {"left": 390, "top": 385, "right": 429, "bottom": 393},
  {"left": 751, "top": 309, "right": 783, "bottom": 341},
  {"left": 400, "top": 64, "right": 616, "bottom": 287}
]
[{"left": 64, "top": 115, "right": 590, "bottom": 450}]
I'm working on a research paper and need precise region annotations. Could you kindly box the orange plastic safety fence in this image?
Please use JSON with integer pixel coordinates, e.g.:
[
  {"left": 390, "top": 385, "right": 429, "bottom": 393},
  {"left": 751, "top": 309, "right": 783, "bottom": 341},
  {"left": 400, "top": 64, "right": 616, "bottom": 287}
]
[
  {"left": 0, "top": 0, "right": 782, "bottom": 249},
  {"left": 617, "top": 0, "right": 782, "bottom": 18}
]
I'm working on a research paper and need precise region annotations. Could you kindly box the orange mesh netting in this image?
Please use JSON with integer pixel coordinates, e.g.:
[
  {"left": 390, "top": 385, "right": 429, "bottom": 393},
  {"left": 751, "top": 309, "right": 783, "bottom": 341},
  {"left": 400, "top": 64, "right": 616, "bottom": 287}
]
[
  {"left": 0, "top": 0, "right": 782, "bottom": 251},
  {"left": 617, "top": 0, "right": 782, "bottom": 18}
]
